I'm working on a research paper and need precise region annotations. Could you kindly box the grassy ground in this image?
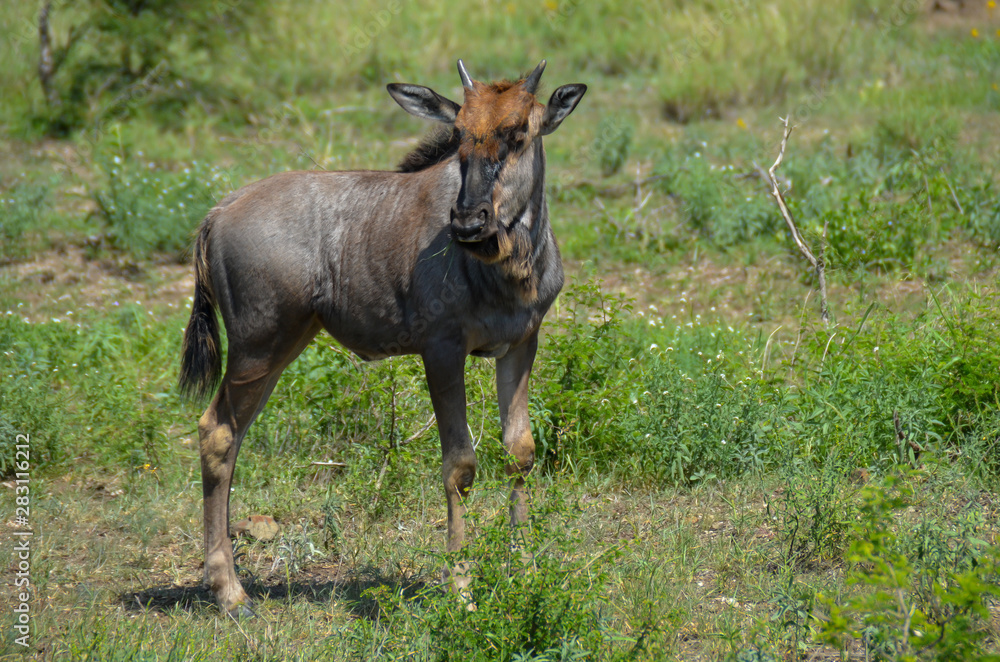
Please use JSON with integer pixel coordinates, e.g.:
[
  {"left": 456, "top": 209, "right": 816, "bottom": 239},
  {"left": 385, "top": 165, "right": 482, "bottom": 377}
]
[{"left": 2, "top": 0, "right": 1000, "bottom": 659}]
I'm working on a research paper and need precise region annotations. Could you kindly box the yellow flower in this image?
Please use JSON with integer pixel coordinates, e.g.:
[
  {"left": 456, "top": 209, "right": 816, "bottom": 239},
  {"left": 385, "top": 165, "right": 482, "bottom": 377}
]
[
  {"left": 736, "top": 118, "right": 747, "bottom": 129},
  {"left": 544, "top": 0, "right": 558, "bottom": 10},
  {"left": 971, "top": 28, "right": 979, "bottom": 37},
  {"left": 989, "top": 0, "right": 996, "bottom": 9}
]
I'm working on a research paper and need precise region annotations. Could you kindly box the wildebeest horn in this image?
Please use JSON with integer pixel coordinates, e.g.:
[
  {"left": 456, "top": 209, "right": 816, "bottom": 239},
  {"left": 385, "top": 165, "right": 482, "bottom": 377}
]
[
  {"left": 457, "top": 59, "right": 474, "bottom": 89},
  {"left": 523, "top": 59, "right": 546, "bottom": 94}
]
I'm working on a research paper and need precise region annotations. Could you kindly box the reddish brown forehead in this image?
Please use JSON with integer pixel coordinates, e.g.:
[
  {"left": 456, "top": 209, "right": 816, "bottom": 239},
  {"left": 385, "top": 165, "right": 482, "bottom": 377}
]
[{"left": 455, "top": 80, "right": 542, "bottom": 157}]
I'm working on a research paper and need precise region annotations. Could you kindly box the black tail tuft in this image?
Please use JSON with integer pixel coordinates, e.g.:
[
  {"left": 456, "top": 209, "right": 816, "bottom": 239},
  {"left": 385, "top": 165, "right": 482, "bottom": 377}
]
[{"left": 179, "top": 225, "right": 222, "bottom": 401}]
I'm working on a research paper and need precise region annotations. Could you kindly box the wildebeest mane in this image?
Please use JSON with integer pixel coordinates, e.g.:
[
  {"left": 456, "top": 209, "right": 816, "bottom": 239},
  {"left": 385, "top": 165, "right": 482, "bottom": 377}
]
[{"left": 397, "top": 126, "right": 461, "bottom": 172}]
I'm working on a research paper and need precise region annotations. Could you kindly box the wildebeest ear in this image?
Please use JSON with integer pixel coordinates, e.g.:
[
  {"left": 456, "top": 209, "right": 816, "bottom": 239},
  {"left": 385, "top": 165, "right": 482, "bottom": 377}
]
[
  {"left": 386, "top": 84, "right": 460, "bottom": 124},
  {"left": 540, "top": 84, "right": 587, "bottom": 136}
]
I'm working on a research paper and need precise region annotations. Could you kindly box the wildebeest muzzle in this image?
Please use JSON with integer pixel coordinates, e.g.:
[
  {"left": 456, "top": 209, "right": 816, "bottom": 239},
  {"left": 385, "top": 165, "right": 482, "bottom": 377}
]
[{"left": 450, "top": 201, "right": 497, "bottom": 242}]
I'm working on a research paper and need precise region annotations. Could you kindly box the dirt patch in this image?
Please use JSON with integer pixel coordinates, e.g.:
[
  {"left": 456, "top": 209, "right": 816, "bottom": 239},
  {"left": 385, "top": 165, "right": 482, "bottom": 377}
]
[
  {"left": 923, "top": 0, "right": 1000, "bottom": 33},
  {"left": 1, "top": 246, "right": 193, "bottom": 322}
]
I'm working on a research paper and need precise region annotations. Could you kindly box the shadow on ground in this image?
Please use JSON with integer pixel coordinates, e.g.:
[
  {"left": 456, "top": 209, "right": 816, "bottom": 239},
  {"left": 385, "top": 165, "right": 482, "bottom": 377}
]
[{"left": 118, "top": 564, "right": 429, "bottom": 620}]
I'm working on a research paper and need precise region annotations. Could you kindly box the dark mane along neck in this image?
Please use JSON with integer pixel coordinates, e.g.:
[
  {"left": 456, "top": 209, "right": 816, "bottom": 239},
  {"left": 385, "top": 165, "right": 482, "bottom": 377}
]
[{"left": 397, "top": 126, "right": 460, "bottom": 172}]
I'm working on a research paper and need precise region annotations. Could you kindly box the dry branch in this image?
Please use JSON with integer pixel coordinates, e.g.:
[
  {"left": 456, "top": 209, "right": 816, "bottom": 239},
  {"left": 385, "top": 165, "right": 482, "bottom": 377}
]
[{"left": 764, "top": 117, "right": 830, "bottom": 327}]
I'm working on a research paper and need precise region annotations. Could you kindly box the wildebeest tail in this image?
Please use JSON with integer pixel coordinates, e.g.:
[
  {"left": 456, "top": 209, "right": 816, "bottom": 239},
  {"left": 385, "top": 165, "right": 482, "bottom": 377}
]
[{"left": 179, "top": 222, "right": 222, "bottom": 400}]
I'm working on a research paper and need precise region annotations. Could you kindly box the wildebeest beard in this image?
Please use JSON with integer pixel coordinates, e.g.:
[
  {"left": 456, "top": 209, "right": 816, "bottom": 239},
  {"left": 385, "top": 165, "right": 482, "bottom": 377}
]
[{"left": 462, "top": 214, "right": 538, "bottom": 301}]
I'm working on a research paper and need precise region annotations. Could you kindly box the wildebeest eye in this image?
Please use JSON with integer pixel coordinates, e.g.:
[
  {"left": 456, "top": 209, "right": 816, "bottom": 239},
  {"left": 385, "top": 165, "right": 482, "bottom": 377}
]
[
  {"left": 504, "top": 126, "right": 528, "bottom": 150},
  {"left": 485, "top": 159, "right": 503, "bottom": 179},
  {"left": 495, "top": 142, "right": 510, "bottom": 162}
]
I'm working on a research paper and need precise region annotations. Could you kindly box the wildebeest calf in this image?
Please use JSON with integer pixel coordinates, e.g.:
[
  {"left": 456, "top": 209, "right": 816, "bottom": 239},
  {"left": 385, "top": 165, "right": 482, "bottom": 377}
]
[{"left": 179, "top": 59, "right": 586, "bottom": 616}]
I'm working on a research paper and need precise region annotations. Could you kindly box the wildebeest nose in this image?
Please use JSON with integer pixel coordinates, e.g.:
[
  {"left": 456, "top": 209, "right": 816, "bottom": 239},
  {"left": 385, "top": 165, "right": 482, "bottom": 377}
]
[{"left": 451, "top": 202, "right": 493, "bottom": 240}]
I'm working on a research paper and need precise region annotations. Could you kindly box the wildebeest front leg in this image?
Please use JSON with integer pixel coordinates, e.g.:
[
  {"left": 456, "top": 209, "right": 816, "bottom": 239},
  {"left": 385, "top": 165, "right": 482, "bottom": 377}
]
[
  {"left": 422, "top": 343, "right": 476, "bottom": 591},
  {"left": 496, "top": 332, "right": 539, "bottom": 527}
]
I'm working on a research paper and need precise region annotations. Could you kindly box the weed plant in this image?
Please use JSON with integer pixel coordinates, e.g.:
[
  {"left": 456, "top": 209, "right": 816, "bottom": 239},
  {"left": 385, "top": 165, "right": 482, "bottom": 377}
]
[
  {"left": 91, "top": 139, "right": 228, "bottom": 260},
  {"left": 819, "top": 471, "right": 1000, "bottom": 661}
]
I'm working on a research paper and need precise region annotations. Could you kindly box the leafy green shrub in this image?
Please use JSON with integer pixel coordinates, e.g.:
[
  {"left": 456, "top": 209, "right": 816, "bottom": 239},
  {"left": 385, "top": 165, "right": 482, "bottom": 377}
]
[
  {"left": 373, "top": 480, "right": 652, "bottom": 661},
  {"left": 872, "top": 105, "right": 959, "bottom": 159},
  {"left": 925, "top": 289, "right": 1000, "bottom": 419},
  {"left": 656, "top": 150, "right": 777, "bottom": 248},
  {"left": 92, "top": 146, "right": 226, "bottom": 260},
  {"left": 594, "top": 116, "right": 634, "bottom": 177},
  {"left": 0, "top": 180, "right": 49, "bottom": 262},
  {"left": 532, "top": 281, "right": 634, "bottom": 475},
  {"left": 769, "top": 461, "right": 857, "bottom": 569},
  {"left": 621, "top": 341, "right": 775, "bottom": 484},
  {"left": 249, "top": 342, "right": 446, "bottom": 512},
  {"left": 0, "top": 303, "right": 189, "bottom": 476},
  {"left": 35, "top": 0, "right": 270, "bottom": 134},
  {"left": 655, "top": 0, "right": 855, "bottom": 121},
  {"left": 818, "top": 473, "right": 1000, "bottom": 661},
  {"left": 821, "top": 192, "right": 922, "bottom": 271},
  {"left": 0, "top": 315, "right": 73, "bottom": 473},
  {"left": 967, "top": 185, "right": 1000, "bottom": 247}
]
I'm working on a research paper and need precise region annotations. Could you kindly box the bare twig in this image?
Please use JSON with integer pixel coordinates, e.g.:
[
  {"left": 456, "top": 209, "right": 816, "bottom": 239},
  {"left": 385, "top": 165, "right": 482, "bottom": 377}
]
[
  {"left": 404, "top": 417, "right": 434, "bottom": 445},
  {"left": 764, "top": 117, "right": 830, "bottom": 327},
  {"left": 940, "top": 167, "right": 964, "bottom": 215},
  {"left": 820, "top": 332, "right": 838, "bottom": 368},
  {"left": 789, "top": 290, "right": 813, "bottom": 369},
  {"left": 760, "top": 325, "right": 783, "bottom": 379}
]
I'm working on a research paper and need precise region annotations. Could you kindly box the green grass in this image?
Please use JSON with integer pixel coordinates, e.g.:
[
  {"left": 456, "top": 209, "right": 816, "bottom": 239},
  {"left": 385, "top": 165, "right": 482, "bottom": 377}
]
[{"left": 2, "top": 0, "right": 1000, "bottom": 658}]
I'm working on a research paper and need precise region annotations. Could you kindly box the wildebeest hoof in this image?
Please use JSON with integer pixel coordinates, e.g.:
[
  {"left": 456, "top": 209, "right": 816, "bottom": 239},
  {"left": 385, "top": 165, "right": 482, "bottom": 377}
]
[
  {"left": 224, "top": 600, "right": 257, "bottom": 620},
  {"left": 443, "top": 562, "right": 477, "bottom": 611}
]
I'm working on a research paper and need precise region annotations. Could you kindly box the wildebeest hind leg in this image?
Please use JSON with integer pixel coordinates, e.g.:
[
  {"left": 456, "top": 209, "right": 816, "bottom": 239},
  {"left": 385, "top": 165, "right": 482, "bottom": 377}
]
[{"left": 199, "top": 321, "right": 320, "bottom": 616}]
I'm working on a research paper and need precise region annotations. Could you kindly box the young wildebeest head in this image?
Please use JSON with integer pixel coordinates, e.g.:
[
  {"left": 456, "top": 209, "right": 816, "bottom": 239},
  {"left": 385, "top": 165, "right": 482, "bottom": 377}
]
[{"left": 388, "top": 60, "right": 586, "bottom": 291}]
